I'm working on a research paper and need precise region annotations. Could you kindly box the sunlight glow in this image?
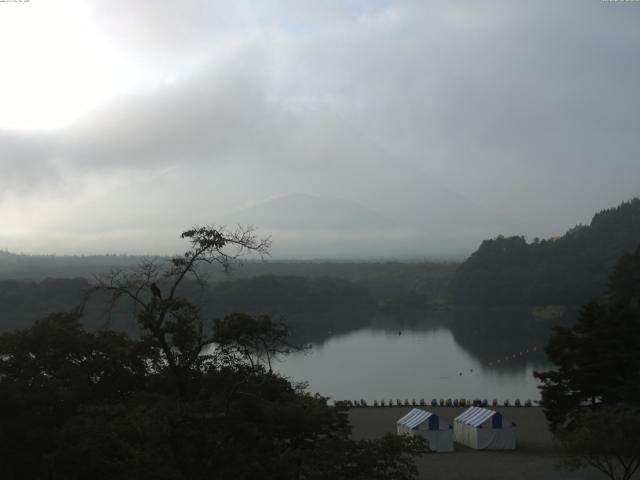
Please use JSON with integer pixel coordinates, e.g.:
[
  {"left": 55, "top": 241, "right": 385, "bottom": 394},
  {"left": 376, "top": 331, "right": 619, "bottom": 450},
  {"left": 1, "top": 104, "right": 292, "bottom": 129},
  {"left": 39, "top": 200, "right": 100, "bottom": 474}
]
[{"left": 0, "top": 1, "right": 132, "bottom": 131}]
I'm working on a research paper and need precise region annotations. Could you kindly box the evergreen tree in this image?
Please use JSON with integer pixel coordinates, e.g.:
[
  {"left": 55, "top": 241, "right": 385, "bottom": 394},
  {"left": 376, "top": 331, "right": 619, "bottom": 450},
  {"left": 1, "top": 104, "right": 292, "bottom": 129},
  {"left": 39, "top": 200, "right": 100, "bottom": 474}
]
[
  {"left": 453, "top": 199, "right": 640, "bottom": 306},
  {"left": 535, "top": 245, "right": 640, "bottom": 431}
]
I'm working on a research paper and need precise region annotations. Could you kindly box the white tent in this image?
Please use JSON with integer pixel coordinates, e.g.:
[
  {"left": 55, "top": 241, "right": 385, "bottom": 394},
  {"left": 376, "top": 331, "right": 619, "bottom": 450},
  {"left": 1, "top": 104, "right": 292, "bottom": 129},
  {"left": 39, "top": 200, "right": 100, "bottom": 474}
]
[
  {"left": 396, "top": 408, "right": 454, "bottom": 452},
  {"left": 453, "top": 406, "right": 516, "bottom": 450}
]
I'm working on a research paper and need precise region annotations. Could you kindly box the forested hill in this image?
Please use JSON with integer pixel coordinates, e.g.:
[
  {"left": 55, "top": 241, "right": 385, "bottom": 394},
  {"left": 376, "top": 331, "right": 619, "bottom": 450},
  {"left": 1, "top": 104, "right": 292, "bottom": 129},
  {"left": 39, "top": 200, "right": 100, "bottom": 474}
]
[{"left": 452, "top": 198, "right": 640, "bottom": 306}]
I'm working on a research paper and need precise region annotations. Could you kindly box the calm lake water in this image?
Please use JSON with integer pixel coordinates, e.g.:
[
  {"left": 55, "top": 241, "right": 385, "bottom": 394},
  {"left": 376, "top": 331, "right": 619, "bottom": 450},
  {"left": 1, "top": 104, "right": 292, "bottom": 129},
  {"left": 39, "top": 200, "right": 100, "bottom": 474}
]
[{"left": 276, "top": 324, "right": 552, "bottom": 404}]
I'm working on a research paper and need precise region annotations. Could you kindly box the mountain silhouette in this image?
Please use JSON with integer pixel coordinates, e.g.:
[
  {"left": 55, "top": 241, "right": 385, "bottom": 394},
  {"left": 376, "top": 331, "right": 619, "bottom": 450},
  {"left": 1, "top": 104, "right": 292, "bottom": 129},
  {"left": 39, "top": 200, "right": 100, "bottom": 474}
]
[{"left": 225, "top": 193, "right": 393, "bottom": 231}]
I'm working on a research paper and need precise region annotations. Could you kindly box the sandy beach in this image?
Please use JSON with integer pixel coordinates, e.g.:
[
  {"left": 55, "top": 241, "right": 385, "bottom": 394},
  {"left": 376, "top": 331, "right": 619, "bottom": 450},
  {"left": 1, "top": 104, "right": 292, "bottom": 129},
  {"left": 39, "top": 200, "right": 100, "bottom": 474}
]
[{"left": 349, "top": 406, "right": 603, "bottom": 480}]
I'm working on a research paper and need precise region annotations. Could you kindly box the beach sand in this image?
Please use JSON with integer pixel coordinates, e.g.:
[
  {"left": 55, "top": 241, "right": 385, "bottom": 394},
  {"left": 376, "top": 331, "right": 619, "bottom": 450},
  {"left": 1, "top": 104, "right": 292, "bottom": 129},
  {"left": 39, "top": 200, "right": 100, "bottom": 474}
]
[{"left": 349, "top": 407, "right": 603, "bottom": 480}]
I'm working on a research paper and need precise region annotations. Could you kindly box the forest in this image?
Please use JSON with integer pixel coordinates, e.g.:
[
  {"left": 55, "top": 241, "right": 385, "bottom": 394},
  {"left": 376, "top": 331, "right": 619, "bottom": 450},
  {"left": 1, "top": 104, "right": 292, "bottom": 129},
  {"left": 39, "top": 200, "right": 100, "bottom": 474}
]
[
  {"left": 1, "top": 201, "right": 640, "bottom": 479},
  {"left": 0, "top": 227, "right": 427, "bottom": 480},
  {"left": 2, "top": 199, "right": 640, "bottom": 339},
  {"left": 0, "top": 259, "right": 456, "bottom": 339},
  {"left": 452, "top": 199, "right": 640, "bottom": 306}
]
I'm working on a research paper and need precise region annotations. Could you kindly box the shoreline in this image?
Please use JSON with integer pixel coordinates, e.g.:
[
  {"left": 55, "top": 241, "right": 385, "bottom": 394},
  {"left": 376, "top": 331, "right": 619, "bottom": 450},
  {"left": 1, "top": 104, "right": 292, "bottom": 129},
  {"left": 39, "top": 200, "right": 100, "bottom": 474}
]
[{"left": 348, "top": 406, "right": 601, "bottom": 480}]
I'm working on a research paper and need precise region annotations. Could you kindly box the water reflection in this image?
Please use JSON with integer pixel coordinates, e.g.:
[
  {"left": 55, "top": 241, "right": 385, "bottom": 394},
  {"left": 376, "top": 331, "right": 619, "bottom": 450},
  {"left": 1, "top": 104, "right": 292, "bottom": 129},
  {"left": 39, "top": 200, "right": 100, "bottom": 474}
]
[
  {"left": 448, "top": 307, "right": 560, "bottom": 373},
  {"left": 276, "top": 308, "right": 572, "bottom": 402}
]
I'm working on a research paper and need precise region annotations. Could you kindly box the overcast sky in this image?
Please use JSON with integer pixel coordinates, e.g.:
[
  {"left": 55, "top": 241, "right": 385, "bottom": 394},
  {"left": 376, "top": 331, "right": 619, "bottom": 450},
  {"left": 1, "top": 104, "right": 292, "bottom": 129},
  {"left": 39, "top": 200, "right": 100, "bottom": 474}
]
[{"left": 0, "top": 0, "right": 638, "bottom": 258}]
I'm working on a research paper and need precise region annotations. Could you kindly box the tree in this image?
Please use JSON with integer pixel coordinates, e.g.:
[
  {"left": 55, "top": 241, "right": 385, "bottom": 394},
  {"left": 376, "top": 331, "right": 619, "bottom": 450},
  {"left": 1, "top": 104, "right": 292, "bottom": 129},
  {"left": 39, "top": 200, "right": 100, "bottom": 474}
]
[
  {"left": 212, "top": 312, "right": 296, "bottom": 372},
  {"left": 534, "top": 246, "right": 640, "bottom": 432},
  {"left": 452, "top": 199, "right": 640, "bottom": 307},
  {"left": 96, "top": 225, "right": 271, "bottom": 398},
  {"left": 558, "top": 405, "right": 640, "bottom": 480},
  {"left": 1, "top": 226, "right": 427, "bottom": 480},
  {"left": 534, "top": 302, "right": 614, "bottom": 430},
  {"left": 301, "top": 434, "right": 427, "bottom": 480},
  {"left": 0, "top": 313, "right": 152, "bottom": 480}
]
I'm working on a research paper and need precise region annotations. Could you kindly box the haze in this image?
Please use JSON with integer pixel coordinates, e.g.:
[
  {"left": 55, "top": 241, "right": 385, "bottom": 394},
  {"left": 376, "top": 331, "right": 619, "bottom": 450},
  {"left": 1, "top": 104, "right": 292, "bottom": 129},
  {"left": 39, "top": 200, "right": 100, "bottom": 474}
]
[{"left": 1, "top": 0, "right": 638, "bottom": 258}]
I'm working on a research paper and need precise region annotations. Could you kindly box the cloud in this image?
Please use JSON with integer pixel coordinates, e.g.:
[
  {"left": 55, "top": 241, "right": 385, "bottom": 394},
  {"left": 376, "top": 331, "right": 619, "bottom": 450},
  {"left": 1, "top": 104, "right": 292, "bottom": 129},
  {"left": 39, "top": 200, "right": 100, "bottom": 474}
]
[
  {"left": 62, "top": 49, "right": 277, "bottom": 169},
  {"left": 0, "top": 0, "right": 639, "bottom": 254},
  {"left": 0, "top": 130, "right": 60, "bottom": 197}
]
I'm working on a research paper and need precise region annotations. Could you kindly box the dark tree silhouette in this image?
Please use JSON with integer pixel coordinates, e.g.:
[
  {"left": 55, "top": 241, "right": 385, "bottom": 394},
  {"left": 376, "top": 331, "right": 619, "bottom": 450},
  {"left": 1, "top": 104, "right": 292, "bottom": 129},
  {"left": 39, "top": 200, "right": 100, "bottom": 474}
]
[
  {"left": 0, "top": 225, "right": 431, "bottom": 480},
  {"left": 535, "top": 245, "right": 640, "bottom": 432},
  {"left": 453, "top": 199, "right": 640, "bottom": 306},
  {"left": 96, "top": 225, "right": 271, "bottom": 397},
  {"left": 0, "top": 226, "right": 427, "bottom": 480},
  {"left": 558, "top": 405, "right": 640, "bottom": 480}
]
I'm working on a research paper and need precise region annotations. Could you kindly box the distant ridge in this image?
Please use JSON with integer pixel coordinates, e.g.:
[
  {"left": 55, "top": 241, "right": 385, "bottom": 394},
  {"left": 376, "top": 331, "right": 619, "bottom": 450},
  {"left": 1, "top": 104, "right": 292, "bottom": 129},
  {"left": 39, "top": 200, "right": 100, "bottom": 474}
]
[
  {"left": 226, "top": 193, "right": 393, "bottom": 231},
  {"left": 452, "top": 198, "right": 640, "bottom": 306}
]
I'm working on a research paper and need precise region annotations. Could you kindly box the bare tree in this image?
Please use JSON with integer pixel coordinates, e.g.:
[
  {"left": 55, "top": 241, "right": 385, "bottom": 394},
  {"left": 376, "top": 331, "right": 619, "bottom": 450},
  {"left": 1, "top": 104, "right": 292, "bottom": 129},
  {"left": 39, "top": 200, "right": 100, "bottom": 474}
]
[
  {"left": 95, "top": 225, "right": 270, "bottom": 397},
  {"left": 212, "top": 312, "right": 297, "bottom": 373}
]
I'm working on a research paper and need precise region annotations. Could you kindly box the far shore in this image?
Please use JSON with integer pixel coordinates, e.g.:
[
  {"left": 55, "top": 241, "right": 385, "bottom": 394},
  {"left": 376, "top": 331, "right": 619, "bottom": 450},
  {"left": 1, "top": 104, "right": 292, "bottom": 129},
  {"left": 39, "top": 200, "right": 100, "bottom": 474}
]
[{"left": 349, "top": 406, "right": 601, "bottom": 480}]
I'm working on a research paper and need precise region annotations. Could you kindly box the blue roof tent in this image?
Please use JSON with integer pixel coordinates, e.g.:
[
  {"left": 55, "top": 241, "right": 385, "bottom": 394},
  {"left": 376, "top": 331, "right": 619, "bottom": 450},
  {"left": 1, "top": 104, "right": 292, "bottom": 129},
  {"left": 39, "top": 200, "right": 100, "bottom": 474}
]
[
  {"left": 455, "top": 406, "right": 506, "bottom": 427},
  {"left": 396, "top": 408, "right": 453, "bottom": 452},
  {"left": 453, "top": 407, "right": 516, "bottom": 450},
  {"left": 397, "top": 408, "right": 440, "bottom": 430}
]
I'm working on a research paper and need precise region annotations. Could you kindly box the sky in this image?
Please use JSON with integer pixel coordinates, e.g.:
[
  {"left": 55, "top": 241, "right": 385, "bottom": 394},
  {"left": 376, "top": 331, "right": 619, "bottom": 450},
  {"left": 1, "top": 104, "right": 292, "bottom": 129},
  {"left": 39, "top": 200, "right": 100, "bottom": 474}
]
[{"left": 0, "top": 0, "right": 638, "bottom": 258}]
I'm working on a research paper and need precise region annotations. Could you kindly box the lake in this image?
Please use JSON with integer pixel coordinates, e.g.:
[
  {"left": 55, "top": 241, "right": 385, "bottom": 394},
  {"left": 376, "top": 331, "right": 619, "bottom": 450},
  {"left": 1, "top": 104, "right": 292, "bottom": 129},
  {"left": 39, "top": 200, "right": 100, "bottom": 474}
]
[{"left": 276, "top": 315, "right": 554, "bottom": 404}]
